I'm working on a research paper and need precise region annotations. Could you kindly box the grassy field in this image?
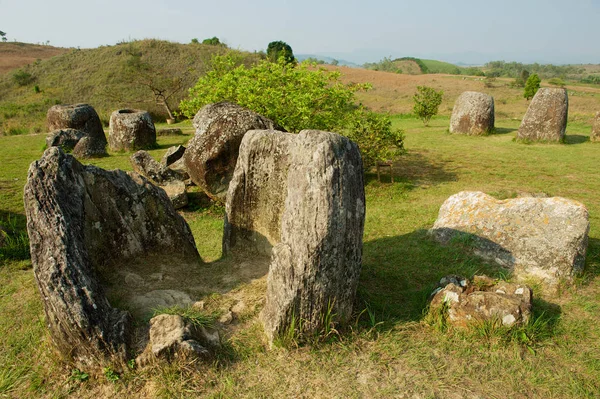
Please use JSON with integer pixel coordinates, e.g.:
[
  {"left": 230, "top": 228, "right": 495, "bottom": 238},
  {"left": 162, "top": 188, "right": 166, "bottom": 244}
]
[
  {"left": 1, "top": 114, "right": 599, "bottom": 398},
  {"left": 328, "top": 65, "right": 600, "bottom": 120}
]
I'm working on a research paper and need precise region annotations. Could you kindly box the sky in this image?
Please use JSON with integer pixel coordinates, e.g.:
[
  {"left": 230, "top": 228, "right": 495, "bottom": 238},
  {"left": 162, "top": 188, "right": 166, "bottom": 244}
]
[{"left": 1, "top": 0, "right": 599, "bottom": 65}]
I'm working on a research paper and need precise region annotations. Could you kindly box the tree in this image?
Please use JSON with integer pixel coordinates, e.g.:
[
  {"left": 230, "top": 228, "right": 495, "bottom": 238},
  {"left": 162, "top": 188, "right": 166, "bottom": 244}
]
[
  {"left": 180, "top": 54, "right": 404, "bottom": 168},
  {"left": 513, "top": 69, "right": 530, "bottom": 87},
  {"left": 202, "top": 37, "right": 224, "bottom": 46},
  {"left": 191, "top": 38, "right": 199, "bottom": 44},
  {"left": 0, "top": 31, "right": 6, "bottom": 42},
  {"left": 413, "top": 86, "right": 443, "bottom": 126},
  {"left": 524, "top": 73, "right": 541, "bottom": 100},
  {"left": 266, "top": 41, "right": 295, "bottom": 65}
]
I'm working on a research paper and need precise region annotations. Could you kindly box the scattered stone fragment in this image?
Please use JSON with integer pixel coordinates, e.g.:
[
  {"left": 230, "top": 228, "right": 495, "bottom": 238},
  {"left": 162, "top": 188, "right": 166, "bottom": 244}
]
[
  {"left": 136, "top": 314, "right": 216, "bottom": 366},
  {"left": 162, "top": 181, "right": 188, "bottom": 209},
  {"left": 449, "top": 91, "right": 495, "bottom": 135},
  {"left": 24, "top": 147, "right": 200, "bottom": 369},
  {"left": 161, "top": 145, "right": 186, "bottom": 167},
  {"left": 429, "top": 191, "right": 589, "bottom": 293},
  {"left": 517, "top": 88, "right": 568, "bottom": 142},
  {"left": 130, "top": 150, "right": 183, "bottom": 184},
  {"left": 46, "top": 103, "right": 108, "bottom": 157},
  {"left": 219, "top": 311, "right": 233, "bottom": 325},
  {"left": 109, "top": 109, "right": 156, "bottom": 151},
  {"left": 429, "top": 275, "right": 533, "bottom": 327},
  {"left": 184, "top": 102, "right": 284, "bottom": 202},
  {"left": 591, "top": 111, "right": 600, "bottom": 142},
  {"left": 223, "top": 129, "right": 365, "bottom": 343},
  {"left": 156, "top": 128, "right": 183, "bottom": 136}
]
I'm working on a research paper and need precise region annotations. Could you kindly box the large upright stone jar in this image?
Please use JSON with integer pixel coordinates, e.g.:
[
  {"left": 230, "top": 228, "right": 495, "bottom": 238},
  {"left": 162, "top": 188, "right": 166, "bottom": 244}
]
[
  {"left": 223, "top": 129, "right": 366, "bottom": 344},
  {"left": 46, "top": 103, "right": 107, "bottom": 157},
  {"left": 590, "top": 111, "right": 600, "bottom": 142},
  {"left": 109, "top": 109, "right": 157, "bottom": 151},
  {"left": 517, "top": 88, "right": 568, "bottom": 142},
  {"left": 449, "top": 91, "right": 495, "bottom": 135}
]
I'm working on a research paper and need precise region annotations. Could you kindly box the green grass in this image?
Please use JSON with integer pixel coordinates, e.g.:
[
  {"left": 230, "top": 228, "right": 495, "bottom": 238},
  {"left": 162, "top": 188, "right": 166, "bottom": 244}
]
[
  {"left": 1, "top": 116, "right": 600, "bottom": 397},
  {"left": 420, "top": 59, "right": 461, "bottom": 74}
]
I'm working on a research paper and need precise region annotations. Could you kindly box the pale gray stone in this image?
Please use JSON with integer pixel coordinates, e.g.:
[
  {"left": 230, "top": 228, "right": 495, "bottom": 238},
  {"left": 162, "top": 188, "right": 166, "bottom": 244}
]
[
  {"left": 429, "top": 191, "right": 589, "bottom": 293},
  {"left": 517, "top": 88, "right": 568, "bottom": 142},
  {"left": 223, "top": 129, "right": 365, "bottom": 344},
  {"left": 449, "top": 91, "right": 495, "bottom": 135}
]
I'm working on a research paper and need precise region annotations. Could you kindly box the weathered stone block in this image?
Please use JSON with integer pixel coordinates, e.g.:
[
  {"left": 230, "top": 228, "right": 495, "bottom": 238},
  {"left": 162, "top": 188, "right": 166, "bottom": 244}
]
[
  {"left": 109, "top": 109, "right": 156, "bottom": 151},
  {"left": 449, "top": 91, "right": 495, "bottom": 135},
  {"left": 517, "top": 88, "right": 568, "bottom": 142}
]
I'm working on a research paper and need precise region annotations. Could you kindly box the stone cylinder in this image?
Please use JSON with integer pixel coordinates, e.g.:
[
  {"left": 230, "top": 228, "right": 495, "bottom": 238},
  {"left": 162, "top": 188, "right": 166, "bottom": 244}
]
[
  {"left": 108, "top": 109, "right": 156, "bottom": 151},
  {"left": 449, "top": 91, "right": 495, "bottom": 135}
]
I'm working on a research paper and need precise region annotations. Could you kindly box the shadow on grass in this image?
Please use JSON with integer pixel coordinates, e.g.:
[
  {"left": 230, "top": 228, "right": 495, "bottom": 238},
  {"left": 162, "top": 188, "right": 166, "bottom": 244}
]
[
  {"left": 564, "top": 134, "right": 589, "bottom": 145},
  {"left": 357, "top": 229, "right": 505, "bottom": 325},
  {"left": 493, "top": 126, "right": 517, "bottom": 135},
  {"left": 365, "top": 151, "right": 458, "bottom": 186}
]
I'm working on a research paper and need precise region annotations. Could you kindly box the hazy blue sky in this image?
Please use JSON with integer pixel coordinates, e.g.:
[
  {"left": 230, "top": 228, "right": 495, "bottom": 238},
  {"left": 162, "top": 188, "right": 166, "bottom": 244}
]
[{"left": 2, "top": 0, "right": 599, "bottom": 65}]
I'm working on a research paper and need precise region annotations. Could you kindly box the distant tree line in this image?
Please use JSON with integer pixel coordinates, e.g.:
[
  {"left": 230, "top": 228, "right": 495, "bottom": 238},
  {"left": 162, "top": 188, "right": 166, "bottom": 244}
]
[{"left": 484, "top": 61, "right": 585, "bottom": 79}]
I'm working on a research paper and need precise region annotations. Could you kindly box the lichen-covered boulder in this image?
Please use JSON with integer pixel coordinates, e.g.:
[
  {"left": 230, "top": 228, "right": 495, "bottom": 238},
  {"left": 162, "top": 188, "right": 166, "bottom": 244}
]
[
  {"left": 449, "top": 91, "right": 495, "bottom": 135},
  {"left": 24, "top": 147, "right": 200, "bottom": 369},
  {"left": 223, "top": 129, "right": 365, "bottom": 343},
  {"left": 108, "top": 109, "right": 156, "bottom": 151},
  {"left": 184, "top": 102, "right": 283, "bottom": 202},
  {"left": 517, "top": 88, "right": 568, "bottom": 142},
  {"left": 591, "top": 111, "right": 600, "bottom": 142},
  {"left": 429, "top": 275, "right": 532, "bottom": 327},
  {"left": 46, "top": 103, "right": 107, "bottom": 157},
  {"left": 130, "top": 150, "right": 183, "bottom": 184},
  {"left": 429, "top": 191, "right": 589, "bottom": 293},
  {"left": 136, "top": 314, "right": 219, "bottom": 366}
]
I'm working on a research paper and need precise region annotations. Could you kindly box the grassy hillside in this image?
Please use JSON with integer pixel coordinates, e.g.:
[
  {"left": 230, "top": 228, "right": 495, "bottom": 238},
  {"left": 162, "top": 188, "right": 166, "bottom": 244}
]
[
  {"left": 420, "top": 58, "right": 461, "bottom": 74},
  {"left": 0, "top": 42, "right": 68, "bottom": 74},
  {"left": 0, "top": 40, "right": 260, "bottom": 135},
  {"left": 1, "top": 116, "right": 600, "bottom": 397}
]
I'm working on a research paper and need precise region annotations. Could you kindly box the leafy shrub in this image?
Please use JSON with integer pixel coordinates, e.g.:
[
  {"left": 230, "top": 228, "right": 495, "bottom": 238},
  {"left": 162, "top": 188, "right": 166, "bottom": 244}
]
[
  {"left": 12, "top": 69, "right": 34, "bottom": 86},
  {"left": 548, "top": 77, "right": 566, "bottom": 87},
  {"left": 524, "top": 73, "right": 541, "bottom": 100},
  {"left": 202, "top": 37, "right": 225, "bottom": 47},
  {"left": 412, "top": 86, "right": 443, "bottom": 126},
  {"left": 580, "top": 75, "right": 600, "bottom": 85},
  {"left": 180, "top": 54, "right": 404, "bottom": 168}
]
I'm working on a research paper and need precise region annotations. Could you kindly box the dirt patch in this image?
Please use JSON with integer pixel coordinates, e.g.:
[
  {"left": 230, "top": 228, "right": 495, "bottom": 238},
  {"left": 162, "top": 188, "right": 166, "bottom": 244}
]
[{"left": 0, "top": 42, "right": 68, "bottom": 74}]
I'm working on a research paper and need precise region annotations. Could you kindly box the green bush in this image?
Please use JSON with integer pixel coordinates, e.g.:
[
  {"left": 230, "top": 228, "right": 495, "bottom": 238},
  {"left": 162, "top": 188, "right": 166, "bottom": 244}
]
[
  {"left": 548, "top": 77, "right": 566, "bottom": 87},
  {"left": 202, "top": 37, "right": 225, "bottom": 46},
  {"left": 412, "top": 86, "right": 443, "bottom": 126},
  {"left": 524, "top": 73, "right": 541, "bottom": 100},
  {"left": 180, "top": 54, "right": 404, "bottom": 168},
  {"left": 12, "top": 70, "right": 34, "bottom": 86}
]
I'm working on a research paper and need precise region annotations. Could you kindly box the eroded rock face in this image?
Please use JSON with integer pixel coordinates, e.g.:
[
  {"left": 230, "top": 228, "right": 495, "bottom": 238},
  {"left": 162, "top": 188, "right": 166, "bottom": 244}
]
[
  {"left": 109, "top": 109, "right": 156, "bottom": 151},
  {"left": 136, "top": 314, "right": 219, "bottom": 366},
  {"left": 184, "top": 102, "right": 283, "bottom": 202},
  {"left": 46, "top": 104, "right": 107, "bottom": 158},
  {"left": 223, "top": 129, "right": 365, "bottom": 343},
  {"left": 591, "top": 111, "right": 600, "bottom": 142},
  {"left": 429, "top": 275, "right": 533, "bottom": 327},
  {"left": 449, "top": 91, "right": 495, "bottom": 135},
  {"left": 429, "top": 191, "right": 589, "bottom": 293},
  {"left": 517, "top": 88, "right": 568, "bottom": 142},
  {"left": 24, "top": 147, "right": 200, "bottom": 368}
]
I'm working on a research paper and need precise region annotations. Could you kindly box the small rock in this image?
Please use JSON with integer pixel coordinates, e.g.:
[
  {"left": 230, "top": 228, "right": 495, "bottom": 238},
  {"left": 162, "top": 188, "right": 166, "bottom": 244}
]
[
  {"left": 192, "top": 301, "right": 205, "bottom": 311},
  {"left": 161, "top": 181, "right": 188, "bottom": 209},
  {"left": 130, "top": 150, "right": 183, "bottom": 184},
  {"left": 161, "top": 145, "right": 186, "bottom": 167},
  {"left": 429, "top": 275, "right": 533, "bottom": 328},
  {"left": 219, "top": 311, "right": 233, "bottom": 324},
  {"left": 231, "top": 300, "right": 246, "bottom": 315}
]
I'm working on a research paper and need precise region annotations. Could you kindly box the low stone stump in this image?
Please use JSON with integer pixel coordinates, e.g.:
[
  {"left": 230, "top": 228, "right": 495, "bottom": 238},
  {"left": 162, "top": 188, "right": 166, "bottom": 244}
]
[
  {"left": 184, "top": 102, "right": 283, "bottom": 203},
  {"left": 429, "top": 275, "right": 533, "bottom": 328},
  {"left": 517, "top": 88, "right": 568, "bottom": 142},
  {"left": 162, "top": 145, "right": 189, "bottom": 179},
  {"left": 109, "top": 109, "right": 156, "bottom": 151},
  {"left": 429, "top": 191, "right": 589, "bottom": 293},
  {"left": 449, "top": 91, "right": 495, "bottom": 135},
  {"left": 223, "top": 129, "right": 365, "bottom": 344},
  {"left": 24, "top": 147, "right": 201, "bottom": 369},
  {"left": 591, "top": 111, "right": 600, "bottom": 142},
  {"left": 46, "top": 103, "right": 107, "bottom": 157}
]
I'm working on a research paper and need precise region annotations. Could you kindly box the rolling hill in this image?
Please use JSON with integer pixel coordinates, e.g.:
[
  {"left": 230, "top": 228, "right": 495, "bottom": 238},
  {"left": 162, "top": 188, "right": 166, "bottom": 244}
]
[
  {"left": 0, "top": 40, "right": 259, "bottom": 135},
  {"left": 0, "top": 42, "right": 68, "bottom": 74}
]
